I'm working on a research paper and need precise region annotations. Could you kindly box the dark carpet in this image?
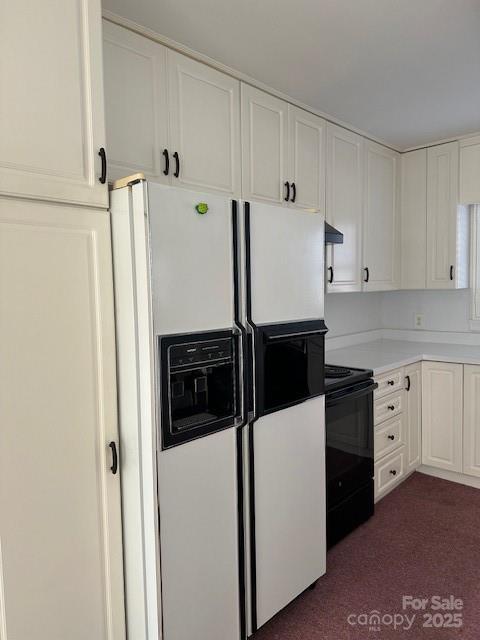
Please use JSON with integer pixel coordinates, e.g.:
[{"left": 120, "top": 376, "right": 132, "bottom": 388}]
[{"left": 254, "top": 472, "right": 480, "bottom": 639}]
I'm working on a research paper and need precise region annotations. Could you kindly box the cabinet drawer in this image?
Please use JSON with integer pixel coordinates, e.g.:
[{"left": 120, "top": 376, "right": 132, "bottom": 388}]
[
  {"left": 374, "top": 415, "right": 404, "bottom": 460},
  {"left": 374, "top": 390, "right": 403, "bottom": 425},
  {"left": 375, "top": 368, "right": 404, "bottom": 399},
  {"left": 375, "top": 446, "right": 405, "bottom": 501}
]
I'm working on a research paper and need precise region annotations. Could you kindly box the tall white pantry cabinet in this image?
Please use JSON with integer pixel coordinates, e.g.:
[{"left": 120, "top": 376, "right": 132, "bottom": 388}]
[{"left": 0, "top": 2, "right": 126, "bottom": 640}]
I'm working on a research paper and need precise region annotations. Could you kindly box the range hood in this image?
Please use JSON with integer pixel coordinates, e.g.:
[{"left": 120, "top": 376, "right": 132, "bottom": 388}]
[{"left": 325, "top": 222, "right": 344, "bottom": 244}]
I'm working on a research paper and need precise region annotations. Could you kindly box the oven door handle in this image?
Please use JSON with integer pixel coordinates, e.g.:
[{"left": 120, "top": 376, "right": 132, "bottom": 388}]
[
  {"left": 264, "top": 329, "right": 327, "bottom": 341},
  {"left": 326, "top": 382, "right": 378, "bottom": 407}
]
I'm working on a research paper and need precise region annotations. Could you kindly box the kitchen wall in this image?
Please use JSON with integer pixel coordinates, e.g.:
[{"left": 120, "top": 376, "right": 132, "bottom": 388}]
[
  {"left": 325, "top": 289, "right": 475, "bottom": 338},
  {"left": 325, "top": 292, "right": 383, "bottom": 338},
  {"left": 381, "top": 289, "right": 472, "bottom": 333}
]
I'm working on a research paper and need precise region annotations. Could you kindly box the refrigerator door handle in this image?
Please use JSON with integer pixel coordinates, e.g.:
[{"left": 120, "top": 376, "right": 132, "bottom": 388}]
[
  {"left": 233, "top": 323, "right": 249, "bottom": 429},
  {"left": 245, "top": 320, "right": 257, "bottom": 423}
]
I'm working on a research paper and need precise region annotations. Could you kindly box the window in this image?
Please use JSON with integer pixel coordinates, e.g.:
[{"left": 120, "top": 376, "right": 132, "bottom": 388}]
[{"left": 471, "top": 205, "right": 480, "bottom": 330}]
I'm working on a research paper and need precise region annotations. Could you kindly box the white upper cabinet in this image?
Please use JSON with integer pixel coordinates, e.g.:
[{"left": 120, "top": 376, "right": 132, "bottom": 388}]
[
  {"left": 326, "top": 124, "right": 363, "bottom": 292},
  {"left": 422, "top": 361, "right": 463, "bottom": 473},
  {"left": 167, "top": 50, "right": 241, "bottom": 195},
  {"left": 0, "top": 0, "right": 108, "bottom": 208},
  {"left": 103, "top": 21, "right": 169, "bottom": 184},
  {"left": 362, "top": 141, "right": 399, "bottom": 291},
  {"left": 426, "top": 142, "right": 469, "bottom": 289},
  {"left": 241, "top": 85, "right": 288, "bottom": 204},
  {"left": 400, "top": 149, "right": 427, "bottom": 289},
  {"left": 459, "top": 135, "right": 480, "bottom": 205},
  {"left": 287, "top": 106, "right": 325, "bottom": 212},
  {"left": 463, "top": 365, "right": 480, "bottom": 478},
  {"left": 103, "top": 23, "right": 241, "bottom": 195}
]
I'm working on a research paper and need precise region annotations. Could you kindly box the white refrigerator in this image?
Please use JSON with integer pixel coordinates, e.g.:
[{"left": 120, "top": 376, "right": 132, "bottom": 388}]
[{"left": 110, "top": 177, "right": 326, "bottom": 640}]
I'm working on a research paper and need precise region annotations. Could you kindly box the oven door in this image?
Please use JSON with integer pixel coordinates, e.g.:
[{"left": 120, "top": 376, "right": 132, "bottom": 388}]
[
  {"left": 326, "top": 380, "right": 376, "bottom": 509},
  {"left": 254, "top": 319, "right": 327, "bottom": 417}
]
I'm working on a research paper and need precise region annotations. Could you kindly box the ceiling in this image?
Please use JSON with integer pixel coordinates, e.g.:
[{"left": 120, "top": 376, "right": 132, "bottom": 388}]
[{"left": 103, "top": 0, "right": 480, "bottom": 150}]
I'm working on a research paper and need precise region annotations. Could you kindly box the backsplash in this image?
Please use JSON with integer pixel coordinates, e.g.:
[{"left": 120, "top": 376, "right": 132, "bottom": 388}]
[
  {"left": 325, "top": 292, "right": 383, "bottom": 338},
  {"left": 381, "top": 289, "right": 472, "bottom": 333},
  {"left": 325, "top": 289, "right": 474, "bottom": 338}
]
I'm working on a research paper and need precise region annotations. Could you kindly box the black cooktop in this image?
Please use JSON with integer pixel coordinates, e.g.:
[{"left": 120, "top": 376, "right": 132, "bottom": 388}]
[{"left": 325, "top": 364, "right": 374, "bottom": 392}]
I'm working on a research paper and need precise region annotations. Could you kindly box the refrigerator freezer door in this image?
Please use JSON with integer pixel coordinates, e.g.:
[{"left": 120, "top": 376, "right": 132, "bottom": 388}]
[
  {"left": 158, "top": 428, "right": 241, "bottom": 640},
  {"left": 147, "top": 183, "right": 235, "bottom": 335},
  {"left": 252, "top": 395, "right": 326, "bottom": 629},
  {"left": 247, "top": 202, "right": 324, "bottom": 324}
]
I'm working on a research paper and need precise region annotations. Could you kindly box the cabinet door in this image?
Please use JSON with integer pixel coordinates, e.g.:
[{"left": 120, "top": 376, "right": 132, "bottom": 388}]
[
  {"left": 401, "top": 149, "right": 427, "bottom": 289},
  {"left": 363, "top": 141, "right": 399, "bottom": 291},
  {"left": 463, "top": 365, "right": 480, "bottom": 477},
  {"left": 0, "top": 199, "right": 125, "bottom": 640},
  {"left": 326, "top": 124, "right": 363, "bottom": 292},
  {"left": 459, "top": 136, "right": 480, "bottom": 205},
  {"left": 405, "top": 362, "right": 422, "bottom": 473},
  {"left": 287, "top": 105, "right": 325, "bottom": 211},
  {"left": 241, "top": 84, "right": 288, "bottom": 204},
  {"left": 168, "top": 50, "right": 241, "bottom": 196},
  {"left": 103, "top": 20, "right": 169, "bottom": 184},
  {"left": 422, "top": 361, "right": 463, "bottom": 472},
  {"left": 426, "top": 142, "right": 459, "bottom": 289},
  {"left": 0, "top": 0, "right": 108, "bottom": 207}
]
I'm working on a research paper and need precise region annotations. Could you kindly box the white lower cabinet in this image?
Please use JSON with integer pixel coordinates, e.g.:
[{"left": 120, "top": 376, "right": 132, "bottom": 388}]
[
  {"left": 463, "top": 365, "right": 480, "bottom": 477},
  {"left": 405, "top": 362, "right": 422, "bottom": 473},
  {"left": 375, "top": 446, "right": 406, "bottom": 501},
  {"left": 374, "top": 415, "right": 405, "bottom": 459},
  {"left": 422, "top": 361, "right": 463, "bottom": 472},
  {"left": 0, "top": 198, "right": 125, "bottom": 640},
  {"left": 374, "top": 366, "right": 407, "bottom": 501}
]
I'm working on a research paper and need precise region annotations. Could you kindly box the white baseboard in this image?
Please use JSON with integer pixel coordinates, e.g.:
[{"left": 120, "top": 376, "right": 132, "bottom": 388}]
[{"left": 418, "top": 465, "right": 480, "bottom": 489}]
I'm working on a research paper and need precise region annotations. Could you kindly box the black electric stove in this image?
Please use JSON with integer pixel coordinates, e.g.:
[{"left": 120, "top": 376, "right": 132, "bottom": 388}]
[
  {"left": 324, "top": 364, "right": 374, "bottom": 392},
  {"left": 325, "top": 363, "right": 377, "bottom": 548}
]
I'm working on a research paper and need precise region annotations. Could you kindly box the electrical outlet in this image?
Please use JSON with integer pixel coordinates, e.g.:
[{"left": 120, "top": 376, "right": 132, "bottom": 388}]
[{"left": 414, "top": 313, "right": 424, "bottom": 329}]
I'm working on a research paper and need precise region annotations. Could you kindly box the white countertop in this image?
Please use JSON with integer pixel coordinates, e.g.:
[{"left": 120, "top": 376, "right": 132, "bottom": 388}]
[{"left": 326, "top": 339, "right": 480, "bottom": 375}]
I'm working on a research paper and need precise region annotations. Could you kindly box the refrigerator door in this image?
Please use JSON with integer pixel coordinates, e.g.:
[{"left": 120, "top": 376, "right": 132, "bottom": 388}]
[
  {"left": 252, "top": 395, "right": 326, "bottom": 629},
  {"left": 246, "top": 201, "right": 324, "bottom": 325},
  {"left": 147, "top": 183, "right": 235, "bottom": 335},
  {"left": 158, "top": 429, "right": 242, "bottom": 640}
]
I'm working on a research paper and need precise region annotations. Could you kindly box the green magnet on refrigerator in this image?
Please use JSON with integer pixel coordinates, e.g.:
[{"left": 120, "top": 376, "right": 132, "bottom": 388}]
[{"left": 195, "top": 202, "right": 209, "bottom": 215}]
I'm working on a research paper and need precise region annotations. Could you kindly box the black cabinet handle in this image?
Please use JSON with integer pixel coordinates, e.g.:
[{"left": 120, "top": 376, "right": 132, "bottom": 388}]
[
  {"left": 387, "top": 434, "right": 395, "bottom": 441},
  {"left": 388, "top": 404, "right": 395, "bottom": 411},
  {"left": 284, "top": 181, "right": 290, "bottom": 202},
  {"left": 328, "top": 266, "right": 334, "bottom": 284},
  {"left": 450, "top": 265, "right": 454, "bottom": 281},
  {"left": 405, "top": 375, "right": 411, "bottom": 391},
  {"left": 387, "top": 380, "right": 395, "bottom": 386},
  {"left": 364, "top": 267, "right": 370, "bottom": 283},
  {"left": 291, "top": 182, "right": 296, "bottom": 203},
  {"left": 98, "top": 147, "right": 107, "bottom": 184},
  {"left": 173, "top": 152, "right": 180, "bottom": 178},
  {"left": 109, "top": 441, "right": 118, "bottom": 475},
  {"left": 389, "top": 469, "right": 397, "bottom": 476},
  {"left": 163, "top": 149, "right": 170, "bottom": 176}
]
